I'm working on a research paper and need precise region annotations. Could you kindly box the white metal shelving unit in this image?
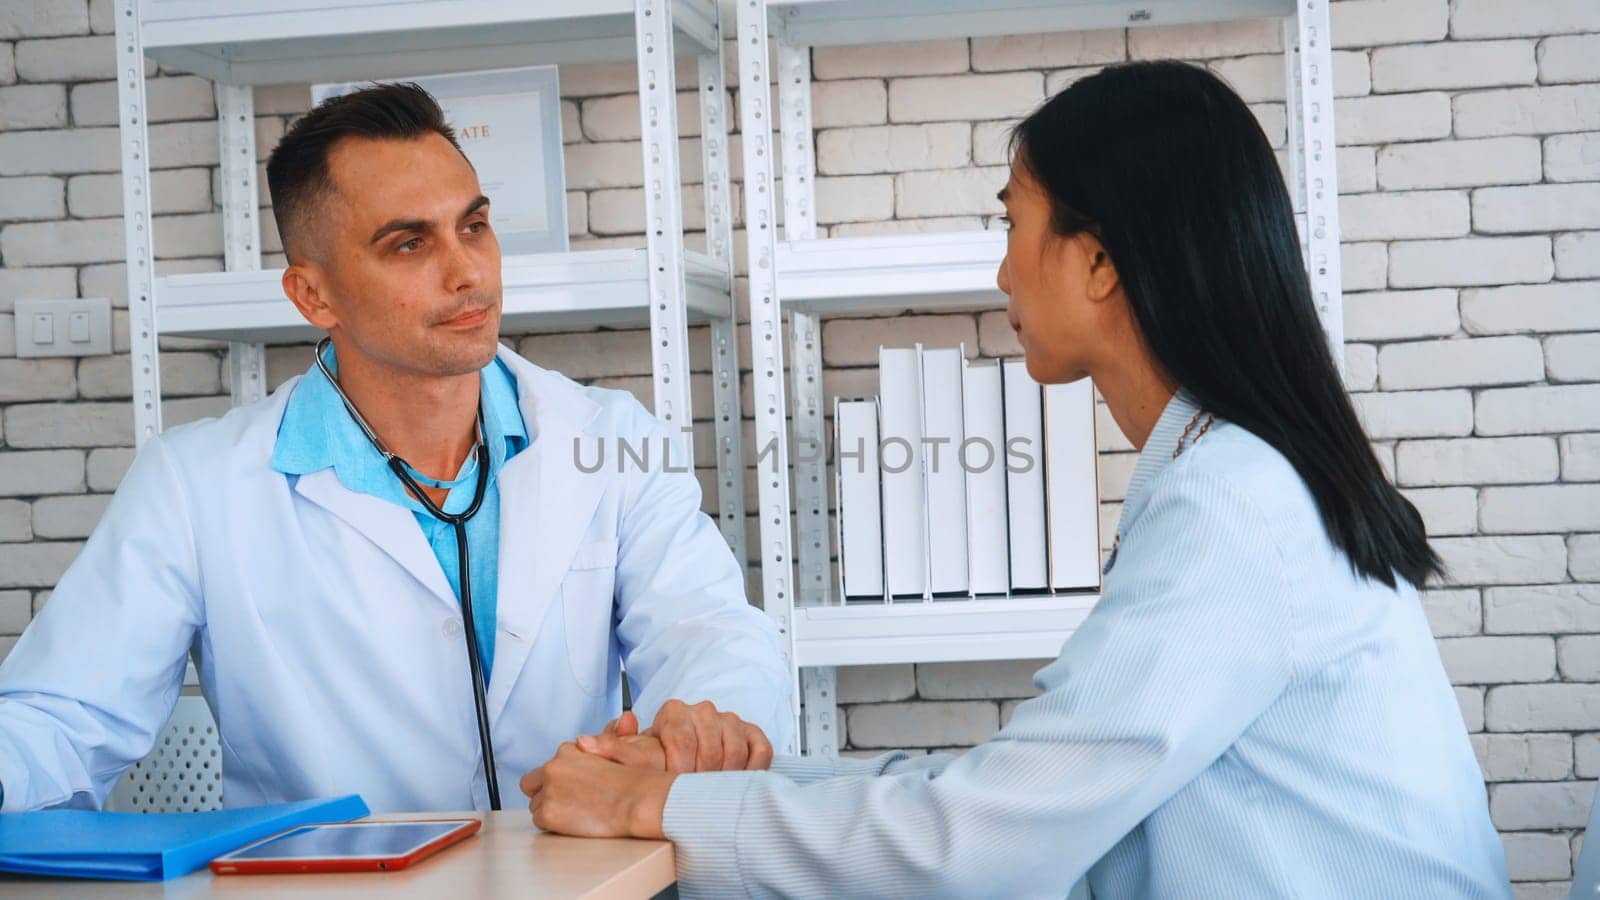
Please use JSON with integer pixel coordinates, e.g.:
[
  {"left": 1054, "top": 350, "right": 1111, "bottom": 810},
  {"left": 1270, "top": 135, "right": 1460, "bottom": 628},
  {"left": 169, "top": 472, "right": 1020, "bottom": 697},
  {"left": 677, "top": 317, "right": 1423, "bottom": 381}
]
[
  {"left": 111, "top": 0, "right": 751, "bottom": 803},
  {"left": 735, "top": 0, "right": 1345, "bottom": 754}
]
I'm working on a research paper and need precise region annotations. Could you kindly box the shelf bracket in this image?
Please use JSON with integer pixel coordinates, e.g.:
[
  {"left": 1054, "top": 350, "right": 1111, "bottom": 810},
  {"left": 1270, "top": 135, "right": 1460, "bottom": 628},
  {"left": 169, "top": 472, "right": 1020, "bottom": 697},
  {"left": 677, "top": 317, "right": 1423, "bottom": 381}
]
[
  {"left": 779, "top": 39, "right": 839, "bottom": 757},
  {"left": 736, "top": 0, "right": 801, "bottom": 754},
  {"left": 801, "top": 666, "right": 839, "bottom": 756},
  {"left": 217, "top": 83, "right": 267, "bottom": 406},
  {"left": 1288, "top": 1, "right": 1344, "bottom": 368},
  {"left": 637, "top": 0, "right": 696, "bottom": 458},
  {"left": 115, "top": 0, "right": 162, "bottom": 447},
  {"left": 697, "top": 13, "right": 748, "bottom": 569}
]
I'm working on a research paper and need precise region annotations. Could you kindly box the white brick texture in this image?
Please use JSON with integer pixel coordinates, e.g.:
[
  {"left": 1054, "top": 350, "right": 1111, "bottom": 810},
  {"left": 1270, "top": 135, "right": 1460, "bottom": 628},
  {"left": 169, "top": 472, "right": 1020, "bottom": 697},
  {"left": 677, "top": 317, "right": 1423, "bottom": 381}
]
[
  {"left": 1538, "top": 35, "right": 1600, "bottom": 85},
  {"left": 812, "top": 40, "right": 969, "bottom": 80},
  {"left": 888, "top": 72, "right": 1043, "bottom": 124},
  {"left": 1334, "top": 92, "right": 1452, "bottom": 144},
  {"left": 1370, "top": 40, "right": 1537, "bottom": 93},
  {"left": 971, "top": 32, "right": 1123, "bottom": 72},
  {"left": 0, "top": 83, "right": 67, "bottom": 131},
  {"left": 1474, "top": 184, "right": 1600, "bottom": 234},
  {"left": 1351, "top": 389, "right": 1474, "bottom": 439},
  {"left": 0, "top": 176, "right": 65, "bottom": 223},
  {"left": 1474, "top": 733, "right": 1573, "bottom": 783},
  {"left": 1461, "top": 282, "right": 1600, "bottom": 335},
  {"left": 1555, "top": 232, "right": 1600, "bottom": 279},
  {"left": 1487, "top": 585, "right": 1600, "bottom": 633},
  {"left": 1396, "top": 437, "right": 1558, "bottom": 487},
  {"left": 1453, "top": 85, "right": 1600, "bottom": 137},
  {"left": 1331, "top": 0, "right": 1448, "bottom": 49},
  {"left": 1450, "top": 0, "right": 1600, "bottom": 39},
  {"left": 816, "top": 123, "right": 970, "bottom": 176},
  {"left": 0, "top": 2, "right": 89, "bottom": 40},
  {"left": 1435, "top": 536, "right": 1568, "bottom": 587},
  {"left": 1388, "top": 237, "right": 1554, "bottom": 288},
  {"left": 1562, "top": 435, "right": 1600, "bottom": 482},
  {"left": 1376, "top": 137, "right": 1542, "bottom": 191},
  {"left": 1342, "top": 289, "right": 1459, "bottom": 341},
  {"left": 1340, "top": 190, "right": 1469, "bottom": 241},
  {"left": 1546, "top": 334, "right": 1600, "bottom": 383},
  {"left": 1545, "top": 133, "right": 1600, "bottom": 183},
  {"left": 1377, "top": 336, "right": 1543, "bottom": 390},
  {"left": 1405, "top": 486, "right": 1479, "bottom": 536},
  {"left": 1476, "top": 385, "right": 1600, "bottom": 435},
  {"left": 1481, "top": 485, "right": 1600, "bottom": 534},
  {"left": 1439, "top": 636, "right": 1556, "bottom": 684}
]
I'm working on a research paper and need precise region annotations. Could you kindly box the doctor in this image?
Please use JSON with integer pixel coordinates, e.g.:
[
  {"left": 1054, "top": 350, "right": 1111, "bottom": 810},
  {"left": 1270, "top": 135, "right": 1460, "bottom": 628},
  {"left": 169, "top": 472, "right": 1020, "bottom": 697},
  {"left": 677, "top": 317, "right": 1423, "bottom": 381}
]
[{"left": 0, "top": 82, "right": 791, "bottom": 813}]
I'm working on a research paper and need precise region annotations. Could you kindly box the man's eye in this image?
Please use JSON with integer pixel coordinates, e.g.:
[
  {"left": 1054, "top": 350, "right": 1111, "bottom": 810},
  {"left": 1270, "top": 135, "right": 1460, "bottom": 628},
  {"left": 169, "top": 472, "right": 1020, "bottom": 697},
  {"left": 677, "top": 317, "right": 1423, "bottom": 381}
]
[
  {"left": 465, "top": 221, "right": 487, "bottom": 234},
  {"left": 399, "top": 238, "right": 422, "bottom": 252}
]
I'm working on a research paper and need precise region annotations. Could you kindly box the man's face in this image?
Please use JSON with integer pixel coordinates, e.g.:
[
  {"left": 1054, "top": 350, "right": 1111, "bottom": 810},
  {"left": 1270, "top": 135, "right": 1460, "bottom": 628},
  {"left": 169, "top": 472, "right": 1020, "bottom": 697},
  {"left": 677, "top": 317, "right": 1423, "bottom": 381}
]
[{"left": 294, "top": 132, "right": 503, "bottom": 378}]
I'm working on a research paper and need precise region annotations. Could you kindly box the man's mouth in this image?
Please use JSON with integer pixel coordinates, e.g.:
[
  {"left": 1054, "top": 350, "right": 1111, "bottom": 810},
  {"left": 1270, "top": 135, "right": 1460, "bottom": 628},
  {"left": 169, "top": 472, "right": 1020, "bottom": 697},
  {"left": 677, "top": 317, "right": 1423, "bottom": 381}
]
[{"left": 440, "top": 306, "right": 491, "bottom": 328}]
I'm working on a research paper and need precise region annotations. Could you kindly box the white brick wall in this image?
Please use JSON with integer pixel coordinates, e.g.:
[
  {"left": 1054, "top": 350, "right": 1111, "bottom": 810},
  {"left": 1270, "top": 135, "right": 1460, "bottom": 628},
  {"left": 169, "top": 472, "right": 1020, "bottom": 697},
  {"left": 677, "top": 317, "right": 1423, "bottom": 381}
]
[{"left": 0, "top": 0, "right": 1596, "bottom": 888}]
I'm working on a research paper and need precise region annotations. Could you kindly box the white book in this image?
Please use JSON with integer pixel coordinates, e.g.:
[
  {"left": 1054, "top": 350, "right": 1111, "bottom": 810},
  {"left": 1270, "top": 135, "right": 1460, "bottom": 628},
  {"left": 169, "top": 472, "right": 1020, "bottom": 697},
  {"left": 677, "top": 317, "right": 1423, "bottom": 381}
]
[
  {"left": 879, "top": 347, "right": 927, "bottom": 600},
  {"left": 962, "top": 360, "right": 1010, "bottom": 596},
  {"left": 1002, "top": 360, "right": 1049, "bottom": 593},
  {"left": 921, "top": 346, "right": 970, "bottom": 597},
  {"left": 1044, "top": 380, "right": 1102, "bottom": 592},
  {"left": 835, "top": 398, "right": 886, "bottom": 603}
]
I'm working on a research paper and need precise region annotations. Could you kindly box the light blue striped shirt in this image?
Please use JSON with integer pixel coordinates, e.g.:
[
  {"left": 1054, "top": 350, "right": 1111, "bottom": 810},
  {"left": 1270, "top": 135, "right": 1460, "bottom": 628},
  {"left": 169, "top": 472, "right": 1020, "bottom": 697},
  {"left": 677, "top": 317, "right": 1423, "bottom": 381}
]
[{"left": 663, "top": 389, "right": 1509, "bottom": 898}]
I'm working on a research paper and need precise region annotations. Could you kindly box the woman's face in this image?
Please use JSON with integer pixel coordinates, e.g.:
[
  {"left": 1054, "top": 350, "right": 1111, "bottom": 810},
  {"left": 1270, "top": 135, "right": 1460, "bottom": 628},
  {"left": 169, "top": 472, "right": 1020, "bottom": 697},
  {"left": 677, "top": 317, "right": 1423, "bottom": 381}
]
[{"left": 995, "top": 157, "right": 1114, "bottom": 386}]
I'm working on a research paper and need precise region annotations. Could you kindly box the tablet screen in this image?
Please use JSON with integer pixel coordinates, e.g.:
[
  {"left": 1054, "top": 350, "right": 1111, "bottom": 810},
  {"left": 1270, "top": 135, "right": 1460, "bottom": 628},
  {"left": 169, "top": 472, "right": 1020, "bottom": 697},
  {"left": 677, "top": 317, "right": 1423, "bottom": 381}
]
[{"left": 227, "top": 821, "right": 467, "bottom": 861}]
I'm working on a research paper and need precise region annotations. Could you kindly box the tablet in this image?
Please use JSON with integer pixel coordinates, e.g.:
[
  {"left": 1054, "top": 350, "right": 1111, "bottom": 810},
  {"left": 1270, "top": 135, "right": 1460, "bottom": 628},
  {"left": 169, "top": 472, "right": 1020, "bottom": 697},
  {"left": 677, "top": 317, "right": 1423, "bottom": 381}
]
[{"left": 210, "top": 818, "right": 481, "bottom": 875}]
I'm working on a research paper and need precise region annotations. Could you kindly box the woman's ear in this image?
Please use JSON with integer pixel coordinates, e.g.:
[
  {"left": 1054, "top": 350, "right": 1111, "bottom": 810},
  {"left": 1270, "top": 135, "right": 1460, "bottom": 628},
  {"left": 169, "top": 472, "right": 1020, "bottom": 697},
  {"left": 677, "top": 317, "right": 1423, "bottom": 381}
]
[{"left": 1081, "top": 233, "right": 1122, "bottom": 304}]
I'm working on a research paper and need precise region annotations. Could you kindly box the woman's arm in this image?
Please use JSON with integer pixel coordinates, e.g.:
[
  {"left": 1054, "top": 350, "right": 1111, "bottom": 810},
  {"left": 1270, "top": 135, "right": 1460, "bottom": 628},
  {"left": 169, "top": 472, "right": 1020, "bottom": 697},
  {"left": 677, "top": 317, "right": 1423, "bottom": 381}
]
[{"left": 659, "top": 469, "right": 1299, "bottom": 898}]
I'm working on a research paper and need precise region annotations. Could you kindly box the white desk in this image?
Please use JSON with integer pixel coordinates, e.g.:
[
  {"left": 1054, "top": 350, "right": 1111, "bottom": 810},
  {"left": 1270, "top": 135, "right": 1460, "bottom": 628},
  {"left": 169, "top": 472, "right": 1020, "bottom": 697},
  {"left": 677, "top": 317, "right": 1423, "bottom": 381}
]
[{"left": 0, "top": 812, "right": 677, "bottom": 899}]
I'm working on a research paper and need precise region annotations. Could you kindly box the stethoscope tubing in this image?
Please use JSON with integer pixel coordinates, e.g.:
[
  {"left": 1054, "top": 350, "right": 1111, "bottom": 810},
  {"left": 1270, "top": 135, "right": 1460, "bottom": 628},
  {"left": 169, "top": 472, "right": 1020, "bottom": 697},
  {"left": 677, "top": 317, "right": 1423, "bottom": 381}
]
[{"left": 314, "top": 337, "right": 502, "bottom": 810}]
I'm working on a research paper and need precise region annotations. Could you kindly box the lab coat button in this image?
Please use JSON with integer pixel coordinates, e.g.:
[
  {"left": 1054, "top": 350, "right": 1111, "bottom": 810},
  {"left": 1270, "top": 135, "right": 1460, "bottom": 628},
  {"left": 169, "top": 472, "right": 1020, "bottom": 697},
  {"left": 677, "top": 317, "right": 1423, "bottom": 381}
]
[{"left": 443, "top": 618, "right": 463, "bottom": 638}]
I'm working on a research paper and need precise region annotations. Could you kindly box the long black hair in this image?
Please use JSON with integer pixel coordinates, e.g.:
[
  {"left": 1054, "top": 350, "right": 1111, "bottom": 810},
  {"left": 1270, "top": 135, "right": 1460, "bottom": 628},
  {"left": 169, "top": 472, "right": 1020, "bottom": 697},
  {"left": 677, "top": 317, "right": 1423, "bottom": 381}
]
[{"left": 1012, "top": 60, "right": 1439, "bottom": 589}]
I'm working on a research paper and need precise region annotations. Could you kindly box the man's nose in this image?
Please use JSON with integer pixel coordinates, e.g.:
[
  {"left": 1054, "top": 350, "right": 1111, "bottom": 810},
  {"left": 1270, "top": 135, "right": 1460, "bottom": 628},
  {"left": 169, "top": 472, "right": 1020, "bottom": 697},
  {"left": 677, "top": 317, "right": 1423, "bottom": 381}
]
[{"left": 444, "top": 233, "right": 483, "bottom": 292}]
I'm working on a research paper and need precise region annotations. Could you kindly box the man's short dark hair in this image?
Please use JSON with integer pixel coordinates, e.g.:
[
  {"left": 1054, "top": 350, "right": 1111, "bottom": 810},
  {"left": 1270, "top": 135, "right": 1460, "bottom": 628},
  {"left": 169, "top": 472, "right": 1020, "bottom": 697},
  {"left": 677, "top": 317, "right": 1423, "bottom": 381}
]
[{"left": 266, "top": 82, "right": 466, "bottom": 262}]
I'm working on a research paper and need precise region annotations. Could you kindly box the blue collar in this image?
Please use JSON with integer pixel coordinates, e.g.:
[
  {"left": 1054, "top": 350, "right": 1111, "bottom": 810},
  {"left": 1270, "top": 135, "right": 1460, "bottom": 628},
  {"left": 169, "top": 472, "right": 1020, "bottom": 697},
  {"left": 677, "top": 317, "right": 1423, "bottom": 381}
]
[
  {"left": 271, "top": 349, "right": 529, "bottom": 515},
  {"left": 1114, "top": 388, "right": 1208, "bottom": 537}
]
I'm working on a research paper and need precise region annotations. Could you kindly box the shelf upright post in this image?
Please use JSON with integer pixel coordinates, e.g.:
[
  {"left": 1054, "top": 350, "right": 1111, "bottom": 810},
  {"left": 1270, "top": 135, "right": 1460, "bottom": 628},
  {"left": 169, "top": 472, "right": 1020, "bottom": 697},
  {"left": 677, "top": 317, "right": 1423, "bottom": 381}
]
[
  {"left": 1288, "top": 0, "right": 1344, "bottom": 368},
  {"left": 216, "top": 83, "right": 267, "bottom": 404},
  {"left": 777, "top": 39, "right": 838, "bottom": 756},
  {"left": 114, "top": 0, "right": 162, "bottom": 448},
  {"left": 697, "top": 8, "right": 749, "bottom": 568},
  {"left": 736, "top": 0, "right": 802, "bottom": 753},
  {"left": 637, "top": 0, "right": 696, "bottom": 456}
]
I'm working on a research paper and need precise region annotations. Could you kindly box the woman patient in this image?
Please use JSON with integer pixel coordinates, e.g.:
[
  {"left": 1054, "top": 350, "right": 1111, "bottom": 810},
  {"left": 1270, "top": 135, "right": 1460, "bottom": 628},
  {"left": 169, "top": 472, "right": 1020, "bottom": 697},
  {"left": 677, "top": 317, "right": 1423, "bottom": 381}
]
[{"left": 518, "top": 60, "right": 1510, "bottom": 899}]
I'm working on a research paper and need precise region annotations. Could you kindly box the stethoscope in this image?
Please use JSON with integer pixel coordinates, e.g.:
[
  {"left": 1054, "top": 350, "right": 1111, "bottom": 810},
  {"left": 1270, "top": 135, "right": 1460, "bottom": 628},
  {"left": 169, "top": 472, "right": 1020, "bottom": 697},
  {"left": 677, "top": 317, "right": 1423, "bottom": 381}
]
[{"left": 314, "top": 337, "right": 502, "bottom": 810}]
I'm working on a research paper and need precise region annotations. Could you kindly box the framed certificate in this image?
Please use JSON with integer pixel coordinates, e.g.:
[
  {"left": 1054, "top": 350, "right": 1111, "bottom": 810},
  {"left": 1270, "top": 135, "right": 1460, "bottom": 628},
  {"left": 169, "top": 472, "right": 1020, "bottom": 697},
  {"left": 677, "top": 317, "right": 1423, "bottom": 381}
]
[{"left": 313, "top": 65, "right": 568, "bottom": 255}]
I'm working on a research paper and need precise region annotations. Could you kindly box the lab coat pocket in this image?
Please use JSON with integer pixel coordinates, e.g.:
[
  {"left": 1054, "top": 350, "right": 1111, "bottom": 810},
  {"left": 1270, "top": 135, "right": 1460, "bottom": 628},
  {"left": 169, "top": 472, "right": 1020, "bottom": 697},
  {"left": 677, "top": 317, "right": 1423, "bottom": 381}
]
[{"left": 562, "top": 539, "right": 619, "bottom": 696}]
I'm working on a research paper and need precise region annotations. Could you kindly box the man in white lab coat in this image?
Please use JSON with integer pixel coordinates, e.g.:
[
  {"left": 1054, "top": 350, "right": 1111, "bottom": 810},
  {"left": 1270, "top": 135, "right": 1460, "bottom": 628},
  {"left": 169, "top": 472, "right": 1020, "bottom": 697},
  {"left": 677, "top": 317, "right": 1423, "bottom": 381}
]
[{"left": 0, "top": 83, "right": 791, "bottom": 813}]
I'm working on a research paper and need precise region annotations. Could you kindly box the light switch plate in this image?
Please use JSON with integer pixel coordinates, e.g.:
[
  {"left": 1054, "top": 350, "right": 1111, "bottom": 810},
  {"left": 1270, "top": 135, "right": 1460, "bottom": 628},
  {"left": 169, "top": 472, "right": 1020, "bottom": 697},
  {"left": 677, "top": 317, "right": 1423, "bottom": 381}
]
[{"left": 14, "top": 298, "right": 112, "bottom": 358}]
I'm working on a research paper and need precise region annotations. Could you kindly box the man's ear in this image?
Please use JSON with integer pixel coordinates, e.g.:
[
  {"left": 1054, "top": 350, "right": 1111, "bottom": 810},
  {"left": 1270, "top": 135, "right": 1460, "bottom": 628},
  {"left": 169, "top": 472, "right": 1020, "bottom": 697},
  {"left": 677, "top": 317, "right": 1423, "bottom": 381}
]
[
  {"left": 282, "top": 260, "right": 339, "bottom": 331},
  {"left": 1081, "top": 233, "right": 1121, "bottom": 305}
]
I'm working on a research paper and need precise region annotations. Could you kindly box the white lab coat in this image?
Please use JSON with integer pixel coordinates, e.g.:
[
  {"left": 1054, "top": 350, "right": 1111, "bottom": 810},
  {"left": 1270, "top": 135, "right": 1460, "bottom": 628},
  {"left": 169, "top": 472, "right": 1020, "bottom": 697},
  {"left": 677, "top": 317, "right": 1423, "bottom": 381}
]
[{"left": 0, "top": 347, "right": 792, "bottom": 813}]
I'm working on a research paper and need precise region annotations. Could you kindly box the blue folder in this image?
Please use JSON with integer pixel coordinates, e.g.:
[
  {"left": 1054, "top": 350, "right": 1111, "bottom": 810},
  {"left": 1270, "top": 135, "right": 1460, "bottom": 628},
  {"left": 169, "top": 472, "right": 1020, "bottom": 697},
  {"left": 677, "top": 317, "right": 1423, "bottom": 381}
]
[{"left": 0, "top": 794, "right": 370, "bottom": 882}]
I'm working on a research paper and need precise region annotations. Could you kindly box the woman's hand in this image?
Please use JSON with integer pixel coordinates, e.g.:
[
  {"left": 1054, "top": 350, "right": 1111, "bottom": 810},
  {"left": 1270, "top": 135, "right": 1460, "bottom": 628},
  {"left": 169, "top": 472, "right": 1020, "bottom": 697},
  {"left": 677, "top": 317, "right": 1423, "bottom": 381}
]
[
  {"left": 519, "top": 742, "right": 676, "bottom": 839},
  {"left": 585, "top": 704, "right": 774, "bottom": 773}
]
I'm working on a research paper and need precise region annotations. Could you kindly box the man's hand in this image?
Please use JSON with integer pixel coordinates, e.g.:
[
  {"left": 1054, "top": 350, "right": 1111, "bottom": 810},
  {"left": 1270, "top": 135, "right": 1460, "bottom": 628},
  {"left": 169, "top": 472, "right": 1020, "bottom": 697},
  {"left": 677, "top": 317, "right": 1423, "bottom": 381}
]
[
  {"left": 576, "top": 711, "right": 669, "bottom": 770},
  {"left": 590, "top": 701, "right": 773, "bottom": 773},
  {"left": 519, "top": 742, "right": 675, "bottom": 839}
]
